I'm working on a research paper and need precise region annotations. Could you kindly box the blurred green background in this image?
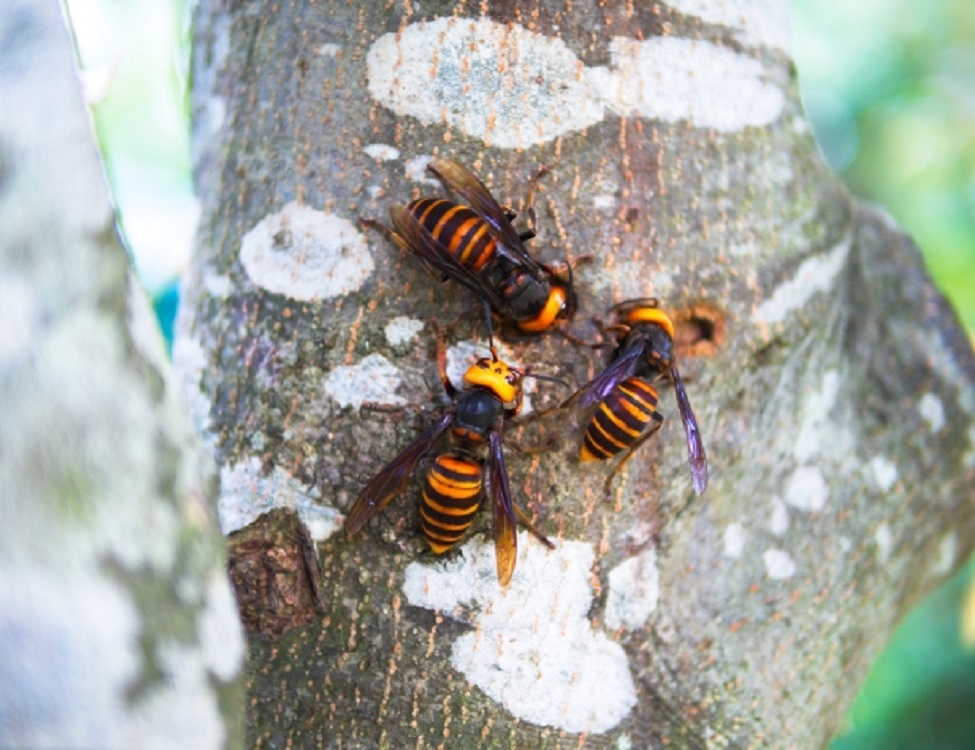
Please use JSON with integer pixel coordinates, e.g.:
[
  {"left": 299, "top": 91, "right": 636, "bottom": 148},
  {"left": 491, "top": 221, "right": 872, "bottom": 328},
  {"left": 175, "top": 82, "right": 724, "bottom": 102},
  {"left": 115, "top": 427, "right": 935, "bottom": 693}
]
[
  {"left": 64, "top": 0, "right": 975, "bottom": 746},
  {"left": 794, "top": 0, "right": 975, "bottom": 337}
]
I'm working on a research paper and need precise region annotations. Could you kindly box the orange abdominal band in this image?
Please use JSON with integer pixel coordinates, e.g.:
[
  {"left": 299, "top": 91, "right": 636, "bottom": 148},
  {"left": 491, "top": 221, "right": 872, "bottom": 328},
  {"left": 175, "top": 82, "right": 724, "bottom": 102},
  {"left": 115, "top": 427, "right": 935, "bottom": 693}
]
[
  {"left": 624, "top": 306, "right": 675, "bottom": 339},
  {"left": 518, "top": 286, "right": 568, "bottom": 332}
]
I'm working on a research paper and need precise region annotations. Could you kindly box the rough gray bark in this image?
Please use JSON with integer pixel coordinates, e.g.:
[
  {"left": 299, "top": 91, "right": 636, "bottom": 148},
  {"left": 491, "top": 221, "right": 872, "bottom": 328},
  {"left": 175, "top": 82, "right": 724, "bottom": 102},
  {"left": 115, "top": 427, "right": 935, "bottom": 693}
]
[
  {"left": 0, "top": 2, "right": 244, "bottom": 747},
  {"left": 182, "top": 1, "right": 975, "bottom": 747}
]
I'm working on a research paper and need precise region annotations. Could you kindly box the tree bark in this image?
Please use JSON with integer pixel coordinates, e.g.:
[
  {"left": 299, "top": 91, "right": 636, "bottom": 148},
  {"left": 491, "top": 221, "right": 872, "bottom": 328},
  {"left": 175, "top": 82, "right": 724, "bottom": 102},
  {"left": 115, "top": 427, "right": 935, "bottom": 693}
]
[
  {"left": 182, "top": 1, "right": 975, "bottom": 747},
  {"left": 0, "top": 2, "right": 244, "bottom": 747}
]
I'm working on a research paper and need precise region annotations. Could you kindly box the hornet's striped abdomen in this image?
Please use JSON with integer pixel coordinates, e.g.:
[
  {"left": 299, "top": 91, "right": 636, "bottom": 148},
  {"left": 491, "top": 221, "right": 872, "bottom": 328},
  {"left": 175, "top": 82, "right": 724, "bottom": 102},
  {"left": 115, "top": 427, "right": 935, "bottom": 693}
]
[
  {"left": 419, "top": 453, "right": 483, "bottom": 554},
  {"left": 408, "top": 198, "right": 497, "bottom": 272},
  {"left": 580, "top": 377, "right": 661, "bottom": 462}
]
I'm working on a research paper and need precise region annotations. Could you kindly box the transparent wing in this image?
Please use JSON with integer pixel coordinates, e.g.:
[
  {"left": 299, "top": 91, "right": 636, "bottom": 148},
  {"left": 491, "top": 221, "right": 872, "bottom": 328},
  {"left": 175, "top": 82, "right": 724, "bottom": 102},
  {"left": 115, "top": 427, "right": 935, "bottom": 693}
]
[
  {"left": 671, "top": 365, "right": 708, "bottom": 495},
  {"left": 345, "top": 411, "right": 455, "bottom": 536},
  {"left": 577, "top": 341, "right": 644, "bottom": 412},
  {"left": 428, "top": 158, "right": 545, "bottom": 276},
  {"left": 488, "top": 427, "right": 518, "bottom": 586},
  {"left": 389, "top": 204, "right": 510, "bottom": 312}
]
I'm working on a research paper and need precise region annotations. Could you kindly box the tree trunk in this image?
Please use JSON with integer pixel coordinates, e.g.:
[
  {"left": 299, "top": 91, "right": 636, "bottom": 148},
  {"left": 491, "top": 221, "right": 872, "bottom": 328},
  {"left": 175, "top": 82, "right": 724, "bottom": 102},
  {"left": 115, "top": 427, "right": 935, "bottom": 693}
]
[
  {"left": 0, "top": 2, "right": 244, "bottom": 747},
  {"left": 182, "top": 0, "right": 975, "bottom": 747}
]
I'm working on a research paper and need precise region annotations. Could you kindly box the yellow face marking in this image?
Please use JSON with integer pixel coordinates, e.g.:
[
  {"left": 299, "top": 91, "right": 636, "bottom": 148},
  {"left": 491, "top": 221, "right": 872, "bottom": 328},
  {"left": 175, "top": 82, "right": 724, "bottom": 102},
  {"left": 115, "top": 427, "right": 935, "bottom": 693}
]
[
  {"left": 624, "top": 306, "right": 675, "bottom": 339},
  {"left": 462, "top": 357, "right": 519, "bottom": 404},
  {"left": 518, "top": 286, "right": 568, "bottom": 332}
]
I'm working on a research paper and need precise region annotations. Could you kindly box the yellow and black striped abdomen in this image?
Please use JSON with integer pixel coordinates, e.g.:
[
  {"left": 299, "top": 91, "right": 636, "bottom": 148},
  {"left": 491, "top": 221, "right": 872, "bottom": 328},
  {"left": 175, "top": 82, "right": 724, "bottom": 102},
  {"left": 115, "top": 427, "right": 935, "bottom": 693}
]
[
  {"left": 419, "top": 453, "right": 483, "bottom": 554},
  {"left": 580, "top": 377, "right": 660, "bottom": 462},
  {"left": 408, "top": 198, "right": 497, "bottom": 272}
]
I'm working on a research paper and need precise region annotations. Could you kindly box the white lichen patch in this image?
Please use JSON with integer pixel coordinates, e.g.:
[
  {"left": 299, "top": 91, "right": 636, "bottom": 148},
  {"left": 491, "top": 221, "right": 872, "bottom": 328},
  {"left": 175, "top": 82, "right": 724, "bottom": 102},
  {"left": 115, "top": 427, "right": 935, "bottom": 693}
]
[
  {"left": 405, "top": 155, "right": 442, "bottom": 187},
  {"left": 874, "top": 524, "right": 893, "bottom": 565},
  {"left": 317, "top": 43, "right": 340, "bottom": 57},
  {"left": 0, "top": 274, "right": 37, "bottom": 368},
  {"left": 930, "top": 532, "right": 958, "bottom": 577},
  {"left": 769, "top": 499, "right": 789, "bottom": 536},
  {"left": 402, "top": 534, "right": 636, "bottom": 734},
  {"left": 366, "top": 18, "right": 784, "bottom": 149},
  {"left": 665, "top": 0, "right": 791, "bottom": 52},
  {"left": 868, "top": 456, "right": 898, "bottom": 493},
  {"left": 171, "top": 331, "right": 213, "bottom": 446},
  {"left": 0, "top": 567, "right": 138, "bottom": 749},
  {"left": 445, "top": 340, "right": 496, "bottom": 388},
  {"left": 723, "top": 522, "right": 746, "bottom": 559},
  {"left": 194, "top": 12, "right": 229, "bottom": 144},
  {"left": 46, "top": 563, "right": 236, "bottom": 748},
  {"left": 26, "top": 310, "right": 182, "bottom": 573},
  {"left": 218, "top": 458, "right": 343, "bottom": 537},
  {"left": 126, "top": 274, "right": 170, "bottom": 379},
  {"left": 363, "top": 143, "right": 400, "bottom": 161},
  {"left": 784, "top": 465, "right": 828, "bottom": 512},
  {"left": 239, "top": 202, "right": 373, "bottom": 301},
  {"left": 603, "top": 36, "right": 785, "bottom": 131},
  {"left": 604, "top": 548, "right": 660, "bottom": 630},
  {"left": 323, "top": 353, "right": 407, "bottom": 410},
  {"left": 763, "top": 549, "right": 796, "bottom": 579},
  {"left": 384, "top": 316, "right": 424, "bottom": 346},
  {"left": 197, "top": 573, "right": 245, "bottom": 682},
  {"left": 203, "top": 271, "right": 232, "bottom": 298},
  {"left": 918, "top": 392, "right": 946, "bottom": 433},
  {"left": 140, "top": 638, "right": 226, "bottom": 750},
  {"left": 201, "top": 95, "right": 226, "bottom": 138},
  {"left": 297, "top": 501, "right": 345, "bottom": 543},
  {"left": 752, "top": 239, "right": 850, "bottom": 328},
  {"left": 368, "top": 18, "right": 600, "bottom": 149},
  {"left": 793, "top": 370, "right": 840, "bottom": 463}
]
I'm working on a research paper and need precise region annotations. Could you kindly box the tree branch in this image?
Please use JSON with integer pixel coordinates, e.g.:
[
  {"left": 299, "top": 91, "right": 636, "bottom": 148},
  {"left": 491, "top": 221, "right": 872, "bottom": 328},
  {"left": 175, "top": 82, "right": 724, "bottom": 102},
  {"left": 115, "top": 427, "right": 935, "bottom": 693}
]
[
  {"left": 0, "top": 2, "right": 244, "bottom": 747},
  {"left": 181, "top": 1, "right": 975, "bottom": 746}
]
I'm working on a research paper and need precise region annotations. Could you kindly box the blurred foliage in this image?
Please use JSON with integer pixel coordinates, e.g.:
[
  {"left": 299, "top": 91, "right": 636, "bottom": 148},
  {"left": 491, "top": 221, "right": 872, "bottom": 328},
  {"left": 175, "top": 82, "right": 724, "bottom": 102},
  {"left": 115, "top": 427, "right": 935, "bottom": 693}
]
[
  {"left": 830, "top": 560, "right": 975, "bottom": 750},
  {"left": 64, "top": 0, "right": 975, "bottom": 745},
  {"left": 64, "top": 0, "right": 196, "bottom": 300},
  {"left": 794, "top": 0, "right": 975, "bottom": 335}
]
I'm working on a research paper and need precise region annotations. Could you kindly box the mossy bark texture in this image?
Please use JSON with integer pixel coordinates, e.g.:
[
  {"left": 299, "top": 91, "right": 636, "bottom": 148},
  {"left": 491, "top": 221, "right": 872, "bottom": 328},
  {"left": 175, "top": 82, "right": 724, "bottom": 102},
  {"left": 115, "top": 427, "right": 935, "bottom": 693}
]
[{"left": 0, "top": 2, "right": 244, "bottom": 748}]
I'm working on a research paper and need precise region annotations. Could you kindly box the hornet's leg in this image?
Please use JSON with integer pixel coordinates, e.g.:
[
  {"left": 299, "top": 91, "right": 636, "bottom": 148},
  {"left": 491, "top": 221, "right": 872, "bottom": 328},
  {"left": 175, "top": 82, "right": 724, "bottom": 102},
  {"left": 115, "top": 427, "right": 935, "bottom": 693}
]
[{"left": 513, "top": 503, "right": 555, "bottom": 549}]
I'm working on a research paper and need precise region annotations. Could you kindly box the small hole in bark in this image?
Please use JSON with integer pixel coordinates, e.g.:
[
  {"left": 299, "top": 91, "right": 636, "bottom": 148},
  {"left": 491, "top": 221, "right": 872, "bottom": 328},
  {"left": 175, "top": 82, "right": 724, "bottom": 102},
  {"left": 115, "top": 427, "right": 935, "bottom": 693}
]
[{"left": 672, "top": 303, "right": 726, "bottom": 358}]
